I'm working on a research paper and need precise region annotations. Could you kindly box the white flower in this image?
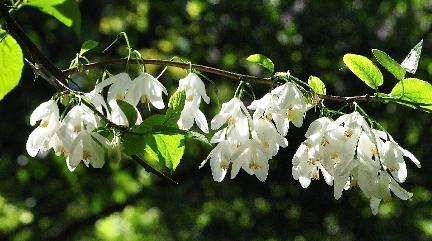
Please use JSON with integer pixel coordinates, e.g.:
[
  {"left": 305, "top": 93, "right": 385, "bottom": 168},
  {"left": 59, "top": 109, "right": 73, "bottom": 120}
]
[
  {"left": 199, "top": 140, "right": 235, "bottom": 182},
  {"left": 26, "top": 100, "right": 60, "bottom": 157},
  {"left": 251, "top": 117, "right": 287, "bottom": 158},
  {"left": 95, "top": 73, "right": 132, "bottom": 103},
  {"left": 211, "top": 97, "right": 251, "bottom": 146},
  {"left": 177, "top": 73, "right": 210, "bottom": 133},
  {"left": 231, "top": 139, "right": 270, "bottom": 182},
  {"left": 125, "top": 72, "right": 168, "bottom": 109},
  {"left": 248, "top": 93, "right": 279, "bottom": 121},
  {"left": 177, "top": 98, "right": 209, "bottom": 133},
  {"left": 67, "top": 130, "right": 108, "bottom": 171},
  {"left": 178, "top": 72, "right": 210, "bottom": 104},
  {"left": 292, "top": 140, "right": 334, "bottom": 188},
  {"left": 62, "top": 105, "right": 99, "bottom": 139},
  {"left": 85, "top": 89, "right": 109, "bottom": 118},
  {"left": 272, "top": 82, "right": 308, "bottom": 134}
]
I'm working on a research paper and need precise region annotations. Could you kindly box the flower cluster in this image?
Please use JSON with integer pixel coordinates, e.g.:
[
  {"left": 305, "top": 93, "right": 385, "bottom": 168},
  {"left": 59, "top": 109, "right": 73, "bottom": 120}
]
[
  {"left": 26, "top": 99, "right": 109, "bottom": 171},
  {"left": 292, "top": 111, "right": 421, "bottom": 214},
  {"left": 26, "top": 72, "right": 210, "bottom": 171},
  {"left": 201, "top": 82, "right": 308, "bottom": 182}
]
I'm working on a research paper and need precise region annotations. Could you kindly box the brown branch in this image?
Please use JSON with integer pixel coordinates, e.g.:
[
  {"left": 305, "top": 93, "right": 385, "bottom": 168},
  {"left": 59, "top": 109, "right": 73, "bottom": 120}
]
[
  {"left": 63, "top": 58, "right": 273, "bottom": 85},
  {"left": 319, "top": 94, "right": 370, "bottom": 103}
]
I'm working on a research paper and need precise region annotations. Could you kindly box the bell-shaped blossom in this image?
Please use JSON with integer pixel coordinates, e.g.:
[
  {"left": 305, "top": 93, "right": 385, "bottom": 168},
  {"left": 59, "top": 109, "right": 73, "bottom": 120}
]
[
  {"left": 177, "top": 73, "right": 210, "bottom": 133},
  {"left": 375, "top": 131, "right": 421, "bottom": 183},
  {"left": 177, "top": 98, "right": 209, "bottom": 133},
  {"left": 252, "top": 117, "right": 288, "bottom": 158},
  {"left": 26, "top": 100, "right": 60, "bottom": 157},
  {"left": 67, "top": 130, "right": 108, "bottom": 171},
  {"left": 62, "top": 105, "right": 99, "bottom": 139},
  {"left": 211, "top": 97, "right": 251, "bottom": 146},
  {"left": 199, "top": 141, "right": 235, "bottom": 182},
  {"left": 272, "top": 82, "right": 308, "bottom": 135},
  {"left": 231, "top": 139, "right": 270, "bottom": 182},
  {"left": 95, "top": 73, "right": 132, "bottom": 103},
  {"left": 84, "top": 89, "right": 109, "bottom": 118},
  {"left": 292, "top": 141, "right": 333, "bottom": 188},
  {"left": 125, "top": 72, "right": 168, "bottom": 109}
]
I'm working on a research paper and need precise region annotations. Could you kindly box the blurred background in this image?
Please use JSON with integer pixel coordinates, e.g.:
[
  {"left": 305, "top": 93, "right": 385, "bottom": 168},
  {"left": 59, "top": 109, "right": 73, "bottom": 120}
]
[{"left": 1, "top": 0, "right": 432, "bottom": 240}]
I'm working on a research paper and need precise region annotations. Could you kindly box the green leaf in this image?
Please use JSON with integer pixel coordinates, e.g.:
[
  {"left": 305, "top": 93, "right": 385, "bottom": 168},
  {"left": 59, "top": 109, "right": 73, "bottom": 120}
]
[
  {"left": 0, "top": 30, "right": 24, "bottom": 102},
  {"left": 164, "top": 90, "right": 186, "bottom": 127},
  {"left": 26, "top": 0, "right": 81, "bottom": 36},
  {"left": 79, "top": 40, "right": 98, "bottom": 56},
  {"left": 372, "top": 49, "right": 406, "bottom": 80},
  {"left": 116, "top": 100, "right": 138, "bottom": 126},
  {"left": 123, "top": 133, "right": 185, "bottom": 173},
  {"left": 246, "top": 54, "right": 274, "bottom": 73},
  {"left": 401, "top": 40, "right": 423, "bottom": 74},
  {"left": 308, "top": 76, "right": 326, "bottom": 95},
  {"left": 343, "top": 54, "right": 384, "bottom": 89},
  {"left": 390, "top": 78, "right": 432, "bottom": 110}
]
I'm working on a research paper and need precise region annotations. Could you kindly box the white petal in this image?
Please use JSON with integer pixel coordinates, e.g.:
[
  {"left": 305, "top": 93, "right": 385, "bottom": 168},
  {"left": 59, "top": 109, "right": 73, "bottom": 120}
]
[
  {"left": 194, "top": 109, "right": 209, "bottom": 133},
  {"left": 370, "top": 197, "right": 381, "bottom": 215},
  {"left": 210, "top": 129, "right": 226, "bottom": 143},
  {"left": 299, "top": 176, "right": 311, "bottom": 188}
]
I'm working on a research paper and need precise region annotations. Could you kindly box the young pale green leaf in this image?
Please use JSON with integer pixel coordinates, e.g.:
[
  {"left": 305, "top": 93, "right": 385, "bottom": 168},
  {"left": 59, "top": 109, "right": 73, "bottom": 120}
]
[
  {"left": 26, "top": 0, "right": 81, "bottom": 36},
  {"left": 79, "top": 40, "right": 99, "bottom": 56},
  {"left": 343, "top": 54, "right": 384, "bottom": 89},
  {"left": 372, "top": 49, "right": 406, "bottom": 80},
  {"left": 390, "top": 78, "right": 432, "bottom": 110},
  {"left": 0, "top": 30, "right": 24, "bottom": 102},
  {"left": 401, "top": 40, "right": 423, "bottom": 74},
  {"left": 164, "top": 90, "right": 186, "bottom": 127},
  {"left": 116, "top": 100, "right": 138, "bottom": 126},
  {"left": 246, "top": 54, "right": 274, "bottom": 73},
  {"left": 308, "top": 76, "right": 326, "bottom": 95}
]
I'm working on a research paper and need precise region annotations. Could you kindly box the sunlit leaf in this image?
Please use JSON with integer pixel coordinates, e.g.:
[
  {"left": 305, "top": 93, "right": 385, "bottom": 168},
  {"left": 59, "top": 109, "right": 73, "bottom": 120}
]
[
  {"left": 308, "top": 76, "right": 326, "bottom": 95},
  {"left": 372, "top": 49, "right": 405, "bottom": 80},
  {"left": 0, "top": 30, "right": 23, "bottom": 102},
  {"left": 343, "top": 54, "right": 383, "bottom": 89},
  {"left": 164, "top": 90, "right": 186, "bottom": 127},
  {"left": 246, "top": 54, "right": 274, "bottom": 73},
  {"left": 123, "top": 132, "right": 185, "bottom": 173},
  {"left": 401, "top": 40, "right": 423, "bottom": 74},
  {"left": 390, "top": 78, "right": 432, "bottom": 110},
  {"left": 26, "top": 0, "right": 81, "bottom": 36}
]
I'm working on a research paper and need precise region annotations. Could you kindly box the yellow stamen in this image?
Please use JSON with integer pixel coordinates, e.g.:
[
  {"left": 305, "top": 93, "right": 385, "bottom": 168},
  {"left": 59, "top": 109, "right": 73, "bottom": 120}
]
[
  {"left": 287, "top": 104, "right": 294, "bottom": 121},
  {"left": 321, "top": 137, "right": 330, "bottom": 147},
  {"left": 83, "top": 150, "right": 91, "bottom": 161},
  {"left": 265, "top": 113, "right": 272, "bottom": 121},
  {"left": 186, "top": 95, "right": 194, "bottom": 102},
  {"left": 307, "top": 158, "right": 317, "bottom": 165},
  {"left": 227, "top": 116, "right": 235, "bottom": 127},
  {"left": 249, "top": 160, "right": 261, "bottom": 170},
  {"left": 371, "top": 145, "right": 378, "bottom": 155},
  {"left": 388, "top": 165, "right": 397, "bottom": 172},
  {"left": 74, "top": 125, "right": 81, "bottom": 133},
  {"left": 115, "top": 93, "right": 125, "bottom": 100},
  {"left": 262, "top": 141, "right": 270, "bottom": 149},
  {"left": 330, "top": 151, "right": 340, "bottom": 161},
  {"left": 219, "top": 160, "right": 229, "bottom": 170},
  {"left": 344, "top": 128, "right": 353, "bottom": 138},
  {"left": 140, "top": 95, "right": 149, "bottom": 104},
  {"left": 40, "top": 119, "right": 49, "bottom": 128},
  {"left": 311, "top": 171, "right": 320, "bottom": 180}
]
